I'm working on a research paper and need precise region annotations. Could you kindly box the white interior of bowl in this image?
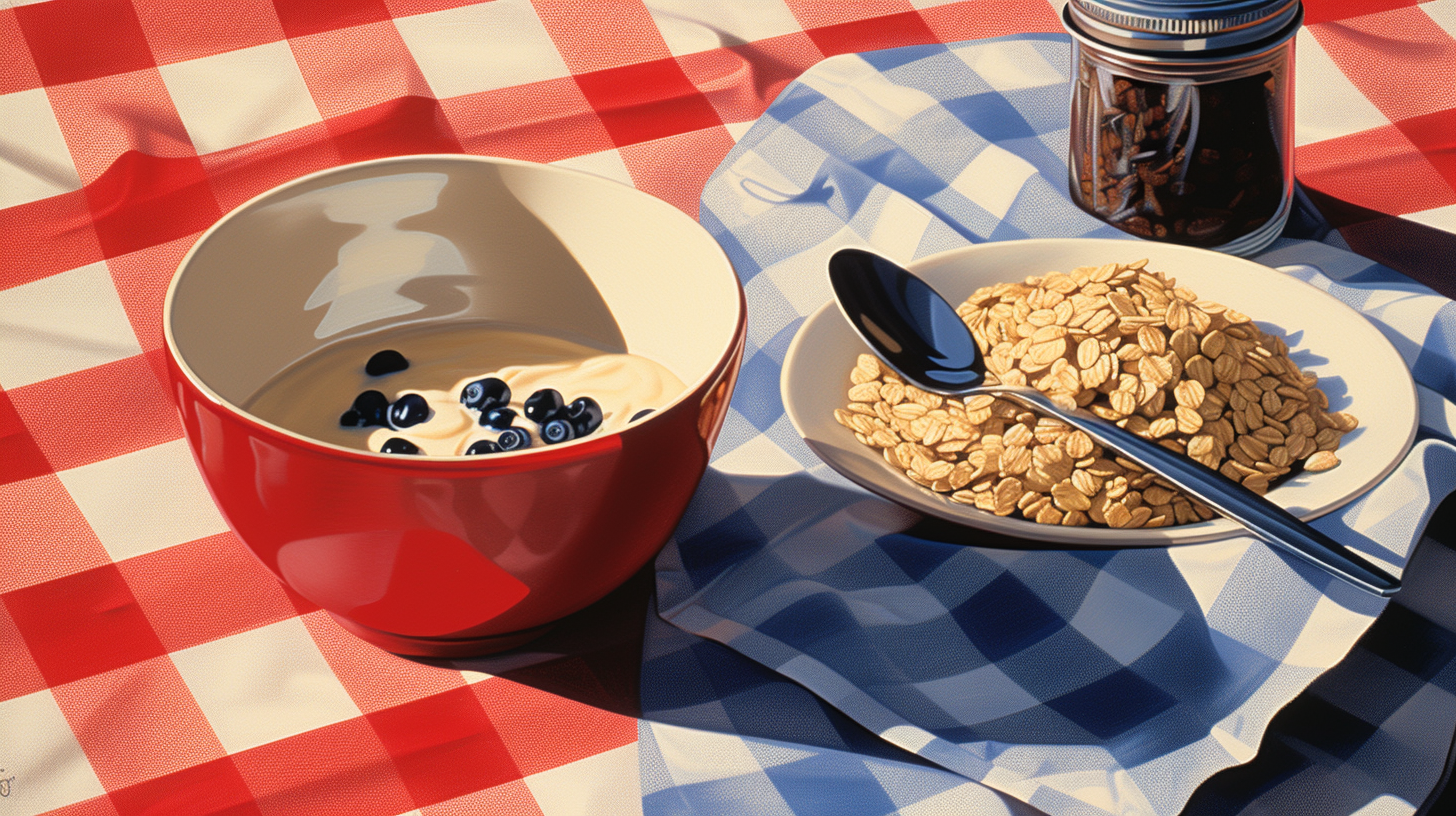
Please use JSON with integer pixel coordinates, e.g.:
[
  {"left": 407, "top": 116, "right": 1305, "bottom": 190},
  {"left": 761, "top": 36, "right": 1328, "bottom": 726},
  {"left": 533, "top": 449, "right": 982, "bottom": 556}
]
[
  {"left": 782, "top": 238, "right": 1419, "bottom": 546},
  {"left": 165, "top": 155, "right": 742, "bottom": 444}
]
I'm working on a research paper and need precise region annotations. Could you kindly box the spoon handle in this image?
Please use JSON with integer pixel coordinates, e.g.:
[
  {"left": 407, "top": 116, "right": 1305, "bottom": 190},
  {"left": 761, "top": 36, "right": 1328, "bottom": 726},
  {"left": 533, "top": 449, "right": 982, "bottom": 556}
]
[{"left": 985, "top": 386, "right": 1400, "bottom": 597}]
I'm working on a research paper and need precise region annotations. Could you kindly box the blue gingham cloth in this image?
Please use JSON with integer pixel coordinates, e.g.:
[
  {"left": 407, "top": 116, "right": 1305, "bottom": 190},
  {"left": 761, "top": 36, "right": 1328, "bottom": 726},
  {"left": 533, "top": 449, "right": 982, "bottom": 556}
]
[{"left": 639, "top": 34, "right": 1456, "bottom": 816}]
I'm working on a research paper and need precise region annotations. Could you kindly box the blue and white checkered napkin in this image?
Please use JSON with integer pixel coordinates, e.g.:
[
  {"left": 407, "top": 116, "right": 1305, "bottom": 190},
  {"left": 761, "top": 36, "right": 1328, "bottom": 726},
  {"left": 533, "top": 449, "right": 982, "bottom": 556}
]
[{"left": 640, "top": 34, "right": 1456, "bottom": 816}]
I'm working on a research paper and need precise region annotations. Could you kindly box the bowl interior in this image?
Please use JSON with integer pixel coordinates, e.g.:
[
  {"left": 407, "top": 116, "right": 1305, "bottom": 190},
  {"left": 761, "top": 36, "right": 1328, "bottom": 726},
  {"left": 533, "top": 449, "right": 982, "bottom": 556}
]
[
  {"left": 783, "top": 238, "right": 1419, "bottom": 546},
  {"left": 166, "top": 156, "right": 741, "bottom": 431}
]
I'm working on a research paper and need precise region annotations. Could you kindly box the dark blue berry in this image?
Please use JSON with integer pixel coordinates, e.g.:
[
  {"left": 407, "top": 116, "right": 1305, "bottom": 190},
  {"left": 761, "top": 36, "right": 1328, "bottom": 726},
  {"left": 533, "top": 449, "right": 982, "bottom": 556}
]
[
  {"left": 465, "top": 439, "right": 501, "bottom": 455},
  {"left": 380, "top": 437, "right": 420, "bottom": 454},
  {"left": 564, "top": 397, "right": 603, "bottom": 436},
  {"left": 630, "top": 409, "right": 655, "bottom": 422},
  {"left": 496, "top": 427, "right": 532, "bottom": 451},
  {"left": 541, "top": 418, "right": 575, "bottom": 444},
  {"left": 339, "top": 408, "right": 363, "bottom": 427},
  {"left": 350, "top": 390, "right": 390, "bottom": 426},
  {"left": 479, "top": 407, "right": 517, "bottom": 430},
  {"left": 523, "top": 388, "right": 565, "bottom": 423},
  {"left": 365, "top": 349, "right": 409, "bottom": 376},
  {"left": 388, "top": 393, "right": 430, "bottom": 428},
  {"left": 461, "top": 377, "right": 510, "bottom": 411}
]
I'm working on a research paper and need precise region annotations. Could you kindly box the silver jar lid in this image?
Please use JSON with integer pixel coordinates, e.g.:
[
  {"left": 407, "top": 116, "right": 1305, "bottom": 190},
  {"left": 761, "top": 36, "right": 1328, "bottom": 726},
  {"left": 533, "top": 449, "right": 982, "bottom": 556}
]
[{"left": 1065, "top": 0, "right": 1302, "bottom": 53}]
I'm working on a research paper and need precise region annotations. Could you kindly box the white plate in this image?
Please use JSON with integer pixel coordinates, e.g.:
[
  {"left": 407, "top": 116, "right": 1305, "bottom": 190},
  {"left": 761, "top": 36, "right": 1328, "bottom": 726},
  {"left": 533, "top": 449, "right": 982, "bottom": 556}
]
[{"left": 781, "top": 238, "right": 1420, "bottom": 546}]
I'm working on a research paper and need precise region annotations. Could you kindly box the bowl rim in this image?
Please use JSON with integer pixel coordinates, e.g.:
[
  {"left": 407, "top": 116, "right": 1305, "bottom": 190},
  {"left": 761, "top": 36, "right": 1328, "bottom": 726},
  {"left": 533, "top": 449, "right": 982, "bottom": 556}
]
[
  {"left": 781, "top": 237, "right": 1421, "bottom": 547},
  {"left": 163, "top": 153, "right": 747, "bottom": 466}
]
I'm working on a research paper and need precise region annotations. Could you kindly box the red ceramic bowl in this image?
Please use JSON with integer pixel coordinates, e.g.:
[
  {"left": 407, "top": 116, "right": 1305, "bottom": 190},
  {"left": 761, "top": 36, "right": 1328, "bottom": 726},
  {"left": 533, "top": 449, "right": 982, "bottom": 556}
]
[{"left": 163, "top": 155, "right": 745, "bottom": 657}]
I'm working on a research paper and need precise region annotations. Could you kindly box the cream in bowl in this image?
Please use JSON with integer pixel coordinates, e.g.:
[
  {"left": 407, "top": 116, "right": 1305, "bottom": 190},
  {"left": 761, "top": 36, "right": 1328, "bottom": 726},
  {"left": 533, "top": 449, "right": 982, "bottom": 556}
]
[{"left": 244, "top": 323, "right": 686, "bottom": 456}]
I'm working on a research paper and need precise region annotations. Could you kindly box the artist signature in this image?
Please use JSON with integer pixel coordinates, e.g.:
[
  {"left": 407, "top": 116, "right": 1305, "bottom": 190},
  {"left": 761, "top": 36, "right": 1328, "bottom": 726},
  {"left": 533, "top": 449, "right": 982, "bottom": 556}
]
[{"left": 0, "top": 768, "right": 12, "bottom": 797}]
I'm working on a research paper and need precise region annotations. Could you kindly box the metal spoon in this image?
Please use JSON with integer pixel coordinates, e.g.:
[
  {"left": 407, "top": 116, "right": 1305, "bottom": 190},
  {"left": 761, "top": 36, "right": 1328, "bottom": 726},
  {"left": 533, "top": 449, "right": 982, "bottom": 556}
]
[{"left": 828, "top": 247, "right": 1400, "bottom": 597}]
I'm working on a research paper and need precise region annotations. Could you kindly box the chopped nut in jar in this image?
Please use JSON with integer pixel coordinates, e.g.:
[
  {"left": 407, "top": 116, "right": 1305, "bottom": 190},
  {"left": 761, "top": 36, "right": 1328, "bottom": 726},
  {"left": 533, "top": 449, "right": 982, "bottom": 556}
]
[{"left": 832, "top": 260, "right": 1357, "bottom": 529}]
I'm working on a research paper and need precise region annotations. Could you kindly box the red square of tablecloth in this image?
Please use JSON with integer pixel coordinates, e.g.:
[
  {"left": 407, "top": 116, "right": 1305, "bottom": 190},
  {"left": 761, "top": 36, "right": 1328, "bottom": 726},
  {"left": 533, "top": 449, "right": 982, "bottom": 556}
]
[
  {"left": 575, "top": 57, "right": 724, "bottom": 147},
  {"left": 51, "top": 655, "right": 226, "bottom": 790},
  {"left": 5, "top": 564, "right": 167, "bottom": 687},
  {"left": 0, "top": 191, "right": 103, "bottom": 290},
  {"left": 132, "top": 0, "right": 287, "bottom": 65},
  {"left": 442, "top": 77, "right": 615, "bottom": 162},
  {"left": 118, "top": 532, "right": 298, "bottom": 653},
  {"left": 1398, "top": 108, "right": 1456, "bottom": 193},
  {"left": 85, "top": 152, "right": 222, "bottom": 259},
  {"left": 1303, "top": 0, "right": 1427, "bottom": 26},
  {"left": 472, "top": 677, "right": 637, "bottom": 776},
  {"left": 1298, "top": 123, "right": 1456, "bottom": 216},
  {"left": 9, "top": 355, "right": 183, "bottom": 473},
  {"left": 230, "top": 717, "right": 415, "bottom": 816},
  {"left": 368, "top": 686, "right": 523, "bottom": 807},
  {"left": 110, "top": 757, "right": 261, "bottom": 816},
  {"left": 804, "top": 9, "right": 940, "bottom": 57},
  {"left": 15, "top": 0, "right": 157, "bottom": 87}
]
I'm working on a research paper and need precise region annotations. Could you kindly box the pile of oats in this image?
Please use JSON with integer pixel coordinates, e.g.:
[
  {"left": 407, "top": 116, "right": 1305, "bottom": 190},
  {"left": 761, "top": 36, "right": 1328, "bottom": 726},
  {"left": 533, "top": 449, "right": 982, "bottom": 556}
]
[{"left": 833, "top": 259, "right": 1358, "bottom": 529}]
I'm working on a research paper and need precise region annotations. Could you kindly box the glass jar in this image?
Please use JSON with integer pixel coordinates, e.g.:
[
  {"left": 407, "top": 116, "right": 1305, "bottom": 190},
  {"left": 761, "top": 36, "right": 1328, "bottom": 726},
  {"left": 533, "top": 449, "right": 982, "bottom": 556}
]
[{"left": 1063, "top": 0, "right": 1302, "bottom": 256}]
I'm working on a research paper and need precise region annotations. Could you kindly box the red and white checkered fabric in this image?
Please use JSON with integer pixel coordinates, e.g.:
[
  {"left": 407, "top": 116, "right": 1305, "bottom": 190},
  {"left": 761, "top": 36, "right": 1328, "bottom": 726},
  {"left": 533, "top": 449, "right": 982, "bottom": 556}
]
[{"left": 2, "top": 1, "right": 1453, "bottom": 814}]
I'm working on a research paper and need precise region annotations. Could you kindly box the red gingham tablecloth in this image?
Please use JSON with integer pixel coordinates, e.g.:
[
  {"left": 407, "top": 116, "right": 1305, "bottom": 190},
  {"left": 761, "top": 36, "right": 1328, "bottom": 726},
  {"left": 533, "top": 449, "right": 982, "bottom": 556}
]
[{"left": 1, "top": 1, "right": 1454, "bottom": 814}]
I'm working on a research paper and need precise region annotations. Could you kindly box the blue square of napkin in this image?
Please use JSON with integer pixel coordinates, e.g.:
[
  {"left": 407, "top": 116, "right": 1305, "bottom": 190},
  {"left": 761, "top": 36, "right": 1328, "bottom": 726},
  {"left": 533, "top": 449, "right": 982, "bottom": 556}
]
[
  {"left": 1364, "top": 604, "right": 1456, "bottom": 683},
  {"left": 951, "top": 572, "right": 1066, "bottom": 661},
  {"left": 1045, "top": 668, "right": 1178, "bottom": 740}
]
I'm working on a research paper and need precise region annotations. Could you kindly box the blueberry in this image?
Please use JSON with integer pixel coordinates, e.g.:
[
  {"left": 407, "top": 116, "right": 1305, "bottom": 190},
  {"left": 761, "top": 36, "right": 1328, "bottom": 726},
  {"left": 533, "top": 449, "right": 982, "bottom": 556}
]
[
  {"left": 365, "top": 349, "right": 409, "bottom": 376},
  {"left": 564, "top": 397, "right": 603, "bottom": 435},
  {"left": 479, "top": 406, "right": 517, "bottom": 430},
  {"left": 349, "top": 390, "right": 390, "bottom": 426},
  {"left": 465, "top": 439, "right": 501, "bottom": 455},
  {"left": 541, "top": 418, "right": 575, "bottom": 444},
  {"left": 496, "top": 427, "right": 532, "bottom": 451},
  {"left": 630, "top": 408, "right": 655, "bottom": 423},
  {"left": 339, "top": 408, "right": 363, "bottom": 427},
  {"left": 380, "top": 437, "right": 420, "bottom": 455},
  {"left": 388, "top": 393, "right": 430, "bottom": 428},
  {"left": 523, "top": 388, "right": 565, "bottom": 423},
  {"left": 461, "top": 377, "right": 510, "bottom": 411}
]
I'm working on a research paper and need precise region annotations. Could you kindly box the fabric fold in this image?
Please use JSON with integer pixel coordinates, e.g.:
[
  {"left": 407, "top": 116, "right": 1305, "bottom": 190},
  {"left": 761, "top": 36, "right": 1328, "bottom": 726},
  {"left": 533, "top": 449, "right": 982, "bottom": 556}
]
[{"left": 643, "top": 33, "right": 1456, "bottom": 816}]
